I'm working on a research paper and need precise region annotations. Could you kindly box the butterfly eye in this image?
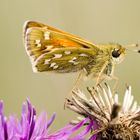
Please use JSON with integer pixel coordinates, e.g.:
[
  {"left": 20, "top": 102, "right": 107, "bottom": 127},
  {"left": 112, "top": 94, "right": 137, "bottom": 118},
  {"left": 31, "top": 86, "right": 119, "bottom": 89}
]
[{"left": 112, "top": 49, "right": 120, "bottom": 58}]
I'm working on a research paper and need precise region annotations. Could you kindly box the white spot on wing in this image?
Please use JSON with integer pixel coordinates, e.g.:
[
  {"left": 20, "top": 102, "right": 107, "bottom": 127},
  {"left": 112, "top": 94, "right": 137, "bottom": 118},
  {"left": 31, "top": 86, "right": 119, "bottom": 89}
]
[
  {"left": 73, "top": 62, "right": 79, "bottom": 65},
  {"left": 53, "top": 54, "right": 62, "bottom": 59},
  {"left": 53, "top": 65, "right": 59, "bottom": 69},
  {"left": 44, "top": 59, "right": 51, "bottom": 64},
  {"left": 72, "top": 57, "right": 77, "bottom": 60},
  {"left": 44, "top": 31, "right": 50, "bottom": 40},
  {"left": 35, "top": 40, "right": 41, "bottom": 47},
  {"left": 69, "top": 57, "right": 78, "bottom": 65},
  {"left": 47, "top": 45, "right": 53, "bottom": 50},
  {"left": 50, "top": 62, "right": 56, "bottom": 68},
  {"left": 35, "top": 40, "right": 40, "bottom": 44},
  {"left": 69, "top": 60, "right": 73, "bottom": 63},
  {"left": 79, "top": 53, "right": 88, "bottom": 57},
  {"left": 64, "top": 51, "right": 71, "bottom": 54},
  {"left": 37, "top": 44, "right": 41, "bottom": 47}
]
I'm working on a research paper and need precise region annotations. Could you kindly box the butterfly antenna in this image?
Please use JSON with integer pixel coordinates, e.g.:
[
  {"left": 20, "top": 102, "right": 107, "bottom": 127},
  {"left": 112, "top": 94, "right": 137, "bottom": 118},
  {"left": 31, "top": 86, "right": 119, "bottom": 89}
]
[{"left": 125, "top": 43, "right": 140, "bottom": 53}]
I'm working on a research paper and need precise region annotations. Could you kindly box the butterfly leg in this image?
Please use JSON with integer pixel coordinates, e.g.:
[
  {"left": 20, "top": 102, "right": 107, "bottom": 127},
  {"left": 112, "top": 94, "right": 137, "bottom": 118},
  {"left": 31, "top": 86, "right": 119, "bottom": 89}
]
[
  {"left": 72, "top": 70, "right": 84, "bottom": 90},
  {"left": 95, "top": 62, "right": 108, "bottom": 87},
  {"left": 64, "top": 70, "right": 84, "bottom": 109},
  {"left": 112, "top": 76, "right": 119, "bottom": 92}
]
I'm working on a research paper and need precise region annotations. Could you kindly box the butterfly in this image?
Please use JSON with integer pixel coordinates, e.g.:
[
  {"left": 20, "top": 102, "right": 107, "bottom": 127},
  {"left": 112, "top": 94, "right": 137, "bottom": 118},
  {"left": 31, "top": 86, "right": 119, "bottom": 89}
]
[{"left": 23, "top": 21, "right": 139, "bottom": 86}]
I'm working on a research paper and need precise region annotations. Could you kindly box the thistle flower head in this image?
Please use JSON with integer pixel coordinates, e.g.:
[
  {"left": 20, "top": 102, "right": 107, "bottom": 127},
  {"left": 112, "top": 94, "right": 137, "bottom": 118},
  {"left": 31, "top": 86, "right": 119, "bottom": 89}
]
[
  {"left": 0, "top": 99, "right": 96, "bottom": 140},
  {"left": 0, "top": 99, "right": 57, "bottom": 140},
  {"left": 66, "top": 84, "right": 140, "bottom": 139}
]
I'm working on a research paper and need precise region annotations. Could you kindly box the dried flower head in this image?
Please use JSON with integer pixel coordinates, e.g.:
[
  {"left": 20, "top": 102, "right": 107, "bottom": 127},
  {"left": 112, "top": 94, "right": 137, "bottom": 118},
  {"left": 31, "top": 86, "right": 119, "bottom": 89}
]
[{"left": 66, "top": 84, "right": 140, "bottom": 140}]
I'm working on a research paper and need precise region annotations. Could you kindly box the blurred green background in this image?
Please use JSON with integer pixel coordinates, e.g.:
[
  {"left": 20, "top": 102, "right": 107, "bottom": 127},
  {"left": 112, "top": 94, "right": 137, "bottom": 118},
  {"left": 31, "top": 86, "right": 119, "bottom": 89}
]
[{"left": 0, "top": 0, "right": 140, "bottom": 130}]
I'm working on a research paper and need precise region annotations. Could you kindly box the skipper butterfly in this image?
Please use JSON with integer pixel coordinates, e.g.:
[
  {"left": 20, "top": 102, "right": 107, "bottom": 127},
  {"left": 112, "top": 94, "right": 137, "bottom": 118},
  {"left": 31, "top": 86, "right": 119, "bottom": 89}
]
[{"left": 23, "top": 21, "right": 139, "bottom": 86}]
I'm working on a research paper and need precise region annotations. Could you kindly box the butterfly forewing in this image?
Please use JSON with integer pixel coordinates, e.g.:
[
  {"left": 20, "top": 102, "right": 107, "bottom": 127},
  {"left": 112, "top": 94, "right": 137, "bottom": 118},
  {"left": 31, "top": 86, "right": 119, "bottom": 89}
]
[
  {"left": 24, "top": 21, "right": 96, "bottom": 46},
  {"left": 24, "top": 21, "right": 100, "bottom": 73}
]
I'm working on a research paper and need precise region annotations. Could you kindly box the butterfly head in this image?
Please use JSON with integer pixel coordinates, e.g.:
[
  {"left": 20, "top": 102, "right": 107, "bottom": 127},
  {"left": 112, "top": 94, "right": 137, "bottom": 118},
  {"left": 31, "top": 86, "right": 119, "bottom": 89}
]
[
  {"left": 110, "top": 43, "right": 126, "bottom": 64},
  {"left": 100, "top": 43, "right": 126, "bottom": 64},
  {"left": 108, "top": 43, "right": 140, "bottom": 64}
]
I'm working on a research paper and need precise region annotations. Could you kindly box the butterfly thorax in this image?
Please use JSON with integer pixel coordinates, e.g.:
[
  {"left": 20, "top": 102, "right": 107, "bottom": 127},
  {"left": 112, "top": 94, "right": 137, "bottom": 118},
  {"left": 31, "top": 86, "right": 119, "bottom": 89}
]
[
  {"left": 84, "top": 48, "right": 113, "bottom": 79},
  {"left": 85, "top": 43, "right": 125, "bottom": 79}
]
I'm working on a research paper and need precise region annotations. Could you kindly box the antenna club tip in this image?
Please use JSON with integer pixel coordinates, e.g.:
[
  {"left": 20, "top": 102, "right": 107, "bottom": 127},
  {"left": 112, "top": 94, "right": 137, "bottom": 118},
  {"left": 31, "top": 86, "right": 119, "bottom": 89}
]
[
  {"left": 135, "top": 43, "right": 139, "bottom": 47},
  {"left": 138, "top": 50, "right": 140, "bottom": 53},
  {"left": 132, "top": 43, "right": 139, "bottom": 47}
]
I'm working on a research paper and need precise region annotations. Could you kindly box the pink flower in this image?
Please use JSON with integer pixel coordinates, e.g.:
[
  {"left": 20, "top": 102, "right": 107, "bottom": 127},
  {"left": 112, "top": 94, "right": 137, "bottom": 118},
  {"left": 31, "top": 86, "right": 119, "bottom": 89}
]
[{"left": 0, "top": 99, "right": 96, "bottom": 140}]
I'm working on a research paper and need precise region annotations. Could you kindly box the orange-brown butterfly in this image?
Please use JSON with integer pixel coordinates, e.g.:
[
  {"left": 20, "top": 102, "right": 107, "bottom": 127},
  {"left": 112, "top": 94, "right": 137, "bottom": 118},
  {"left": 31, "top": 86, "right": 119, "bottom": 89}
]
[{"left": 23, "top": 21, "right": 139, "bottom": 86}]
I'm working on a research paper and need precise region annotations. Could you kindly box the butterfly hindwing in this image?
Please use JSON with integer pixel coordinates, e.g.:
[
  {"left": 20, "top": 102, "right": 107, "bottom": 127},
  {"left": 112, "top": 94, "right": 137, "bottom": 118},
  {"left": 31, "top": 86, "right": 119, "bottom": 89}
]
[{"left": 33, "top": 48, "right": 98, "bottom": 72}]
